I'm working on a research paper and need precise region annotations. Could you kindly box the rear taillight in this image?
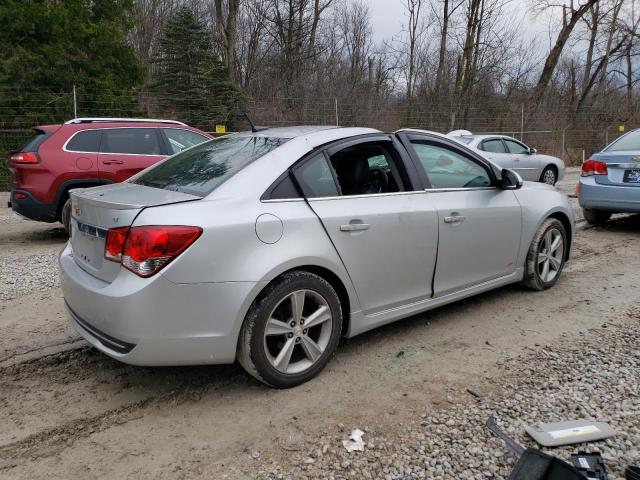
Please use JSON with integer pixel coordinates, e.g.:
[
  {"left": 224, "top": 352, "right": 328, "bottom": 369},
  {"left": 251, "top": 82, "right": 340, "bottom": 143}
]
[
  {"left": 9, "top": 152, "right": 39, "bottom": 164},
  {"left": 581, "top": 159, "right": 607, "bottom": 176},
  {"left": 104, "top": 225, "right": 202, "bottom": 277}
]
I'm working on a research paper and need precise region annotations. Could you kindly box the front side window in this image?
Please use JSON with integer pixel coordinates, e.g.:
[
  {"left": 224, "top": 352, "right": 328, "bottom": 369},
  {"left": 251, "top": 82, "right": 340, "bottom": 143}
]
[
  {"left": 328, "top": 142, "right": 404, "bottom": 196},
  {"left": 133, "top": 135, "right": 287, "bottom": 197},
  {"left": 163, "top": 128, "right": 210, "bottom": 154},
  {"left": 410, "top": 141, "right": 492, "bottom": 189},
  {"left": 504, "top": 139, "right": 529, "bottom": 154},
  {"left": 100, "top": 128, "right": 162, "bottom": 155},
  {"left": 606, "top": 130, "right": 640, "bottom": 151},
  {"left": 66, "top": 130, "right": 101, "bottom": 152},
  {"left": 481, "top": 139, "right": 506, "bottom": 154}
]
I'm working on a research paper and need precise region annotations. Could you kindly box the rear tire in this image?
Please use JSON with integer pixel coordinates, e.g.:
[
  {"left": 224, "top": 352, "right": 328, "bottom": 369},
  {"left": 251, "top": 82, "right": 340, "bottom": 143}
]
[
  {"left": 540, "top": 165, "right": 557, "bottom": 185},
  {"left": 521, "top": 218, "right": 567, "bottom": 291},
  {"left": 61, "top": 198, "right": 71, "bottom": 235},
  {"left": 237, "top": 271, "right": 342, "bottom": 388},
  {"left": 582, "top": 208, "right": 611, "bottom": 225}
]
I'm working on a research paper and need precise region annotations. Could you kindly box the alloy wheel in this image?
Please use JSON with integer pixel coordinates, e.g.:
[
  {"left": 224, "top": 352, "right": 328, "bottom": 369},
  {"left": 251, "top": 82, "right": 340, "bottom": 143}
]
[
  {"left": 263, "top": 289, "right": 333, "bottom": 374},
  {"left": 543, "top": 169, "right": 556, "bottom": 185},
  {"left": 537, "top": 228, "right": 564, "bottom": 283}
]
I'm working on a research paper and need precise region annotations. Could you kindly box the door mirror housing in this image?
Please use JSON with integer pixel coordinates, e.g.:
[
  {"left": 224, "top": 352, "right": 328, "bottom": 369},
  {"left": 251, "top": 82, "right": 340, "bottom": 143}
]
[
  {"left": 528, "top": 147, "right": 537, "bottom": 155},
  {"left": 499, "top": 169, "right": 523, "bottom": 190}
]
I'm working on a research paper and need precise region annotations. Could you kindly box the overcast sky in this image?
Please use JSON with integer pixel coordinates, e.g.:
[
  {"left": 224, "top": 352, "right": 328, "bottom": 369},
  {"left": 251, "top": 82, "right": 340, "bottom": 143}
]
[{"left": 367, "top": 0, "right": 556, "bottom": 48}]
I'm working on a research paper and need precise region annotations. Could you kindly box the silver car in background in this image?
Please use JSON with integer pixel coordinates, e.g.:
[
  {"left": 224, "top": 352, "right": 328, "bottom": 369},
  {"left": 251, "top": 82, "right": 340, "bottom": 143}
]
[
  {"left": 447, "top": 130, "right": 565, "bottom": 185},
  {"left": 59, "top": 126, "right": 574, "bottom": 387}
]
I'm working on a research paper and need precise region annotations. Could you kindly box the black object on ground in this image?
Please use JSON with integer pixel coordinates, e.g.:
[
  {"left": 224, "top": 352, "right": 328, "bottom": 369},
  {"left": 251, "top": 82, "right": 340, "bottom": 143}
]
[
  {"left": 570, "top": 452, "right": 608, "bottom": 480},
  {"left": 485, "top": 417, "right": 592, "bottom": 480},
  {"left": 626, "top": 466, "right": 640, "bottom": 480}
]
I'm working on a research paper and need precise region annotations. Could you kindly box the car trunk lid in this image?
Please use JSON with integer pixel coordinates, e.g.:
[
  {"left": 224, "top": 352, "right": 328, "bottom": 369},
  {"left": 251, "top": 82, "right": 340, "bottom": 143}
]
[
  {"left": 593, "top": 152, "right": 640, "bottom": 186},
  {"left": 70, "top": 183, "right": 199, "bottom": 282}
]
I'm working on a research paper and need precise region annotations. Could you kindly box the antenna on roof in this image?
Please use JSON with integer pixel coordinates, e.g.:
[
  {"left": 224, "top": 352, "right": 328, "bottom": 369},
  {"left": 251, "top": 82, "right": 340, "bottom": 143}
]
[{"left": 243, "top": 112, "right": 269, "bottom": 133}]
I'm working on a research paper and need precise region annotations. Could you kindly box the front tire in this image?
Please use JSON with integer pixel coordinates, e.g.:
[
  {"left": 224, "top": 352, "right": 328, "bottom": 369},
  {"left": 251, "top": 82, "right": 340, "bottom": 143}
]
[
  {"left": 582, "top": 208, "right": 611, "bottom": 225},
  {"left": 540, "top": 165, "right": 557, "bottom": 185},
  {"left": 521, "top": 218, "right": 567, "bottom": 291},
  {"left": 61, "top": 198, "right": 71, "bottom": 235},
  {"left": 237, "top": 271, "right": 343, "bottom": 388}
]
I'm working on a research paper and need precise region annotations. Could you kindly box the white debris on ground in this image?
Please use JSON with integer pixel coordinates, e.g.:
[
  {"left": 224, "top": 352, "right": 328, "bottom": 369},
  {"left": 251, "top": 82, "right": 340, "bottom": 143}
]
[
  {"left": 251, "top": 313, "right": 640, "bottom": 480},
  {"left": 342, "top": 429, "right": 366, "bottom": 453}
]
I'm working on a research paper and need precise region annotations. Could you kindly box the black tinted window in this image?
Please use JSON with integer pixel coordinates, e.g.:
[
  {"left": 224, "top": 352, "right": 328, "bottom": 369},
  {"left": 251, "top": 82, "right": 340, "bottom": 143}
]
[
  {"left": 18, "top": 129, "right": 50, "bottom": 152},
  {"left": 133, "top": 136, "right": 288, "bottom": 197},
  {"left": 100, "top": 128, "right": 162, "bottom": 155},
  {"left": 481, "top": 139, "right": 506, "bottom": 153},
  {"left": 504, "top": 139, "right": 529, "bottom": 154},
  {"left": 66, "top": 130, "right": 101, "bottom": 152}
]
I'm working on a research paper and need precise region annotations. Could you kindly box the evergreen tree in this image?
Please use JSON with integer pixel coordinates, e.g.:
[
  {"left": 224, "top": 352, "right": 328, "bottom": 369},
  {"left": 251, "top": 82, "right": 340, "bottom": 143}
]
[
  {"left": 150, "top": 7, "right": 238, "bottom": 129},
  {"left": 0, "top": 0, "right": 142, "bottom": 126}
]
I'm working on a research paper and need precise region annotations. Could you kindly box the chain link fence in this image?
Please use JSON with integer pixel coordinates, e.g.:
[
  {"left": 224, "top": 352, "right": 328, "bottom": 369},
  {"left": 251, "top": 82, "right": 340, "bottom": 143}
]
[{"left": 1, "top": 87, "right": 636, "bottom": 190}]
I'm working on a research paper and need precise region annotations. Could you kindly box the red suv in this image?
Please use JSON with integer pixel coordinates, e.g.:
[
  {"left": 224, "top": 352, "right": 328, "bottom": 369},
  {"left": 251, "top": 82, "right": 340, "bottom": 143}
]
[{"left": 7, "top": 118, "right": 212, "bottom": 232}]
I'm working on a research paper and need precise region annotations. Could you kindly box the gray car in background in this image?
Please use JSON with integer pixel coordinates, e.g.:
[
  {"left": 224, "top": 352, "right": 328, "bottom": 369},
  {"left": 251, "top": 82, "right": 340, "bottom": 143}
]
[
  {"left": 59, "top": 126, "right": 574, "bottom": 387},
  {"left": 447, "top": 130, "right": 565, "bottom": 185}
]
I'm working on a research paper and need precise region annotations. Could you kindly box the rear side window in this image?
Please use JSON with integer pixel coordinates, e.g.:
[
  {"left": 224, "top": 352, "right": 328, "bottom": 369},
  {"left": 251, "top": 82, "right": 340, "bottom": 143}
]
[
  {"left": 18, "top": 129, "right": 50, "bottom": 152},
  {"left": 66, "top": 130, "right": 101, "bottom": 152},
  {"left": 133, "top": 135, "right": 288, "bottom": 197},
  {"left": 100, "top": 128, "right": 162, "bottom": 155},
  {"left": 296, "top": 154, "right": 339, "bottom": 198},
  {"left": 606, "top": 130, "right": 640, "bottom": 151},
  {"left": 481, "top": 139, "right": 506, "bottom": 153},
  {"left": 163, "top": 129, "right": 209, "bottom": 154}
]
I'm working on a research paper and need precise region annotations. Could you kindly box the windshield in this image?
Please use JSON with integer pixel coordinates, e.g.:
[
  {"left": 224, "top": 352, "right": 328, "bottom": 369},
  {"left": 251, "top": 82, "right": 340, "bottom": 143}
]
[
  {"left": 133, "top": 135, "right": 288, "bottom": 197},
  {"left": 606, "top": 130, "right": 640, "bottom": 152}
]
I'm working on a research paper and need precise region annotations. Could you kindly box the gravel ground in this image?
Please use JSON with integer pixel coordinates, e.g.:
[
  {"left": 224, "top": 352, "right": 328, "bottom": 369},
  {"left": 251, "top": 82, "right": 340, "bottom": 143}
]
[{"left": 250, "top": 313, "right": 640, "bottom": 480}]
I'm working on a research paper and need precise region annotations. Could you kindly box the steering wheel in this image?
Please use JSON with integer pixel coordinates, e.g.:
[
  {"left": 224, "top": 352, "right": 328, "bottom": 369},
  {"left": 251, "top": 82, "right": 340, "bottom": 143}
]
[{"left": 368, "top": 167, "right": 388, "bottom": 193}]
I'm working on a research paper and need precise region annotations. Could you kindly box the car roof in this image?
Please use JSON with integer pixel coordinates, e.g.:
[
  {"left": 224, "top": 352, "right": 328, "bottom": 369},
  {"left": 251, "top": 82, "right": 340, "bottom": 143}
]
[{"left": 232, "top": 126, "right": 381, "bottom": 144}]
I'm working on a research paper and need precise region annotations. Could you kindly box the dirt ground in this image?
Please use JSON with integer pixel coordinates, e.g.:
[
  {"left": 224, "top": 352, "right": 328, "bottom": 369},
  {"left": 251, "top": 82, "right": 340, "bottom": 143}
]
[{"left": 1, "top": 169, "right": 639, "bottom": 479}]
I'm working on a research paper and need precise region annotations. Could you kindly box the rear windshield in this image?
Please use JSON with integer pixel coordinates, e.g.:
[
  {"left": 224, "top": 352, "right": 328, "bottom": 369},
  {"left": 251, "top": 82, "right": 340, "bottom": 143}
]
[
  {"left": 606, "top": 130, "right": 640, "bottom": 151},
  {"left": 132, "top": 135, "right": 288, "bottom": 197},
  {"left": 16, "top": 129, "right": 50, "bottom": 152}
]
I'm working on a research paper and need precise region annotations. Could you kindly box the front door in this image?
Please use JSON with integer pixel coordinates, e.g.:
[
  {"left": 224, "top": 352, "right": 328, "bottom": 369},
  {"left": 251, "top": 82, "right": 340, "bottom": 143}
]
[
  {"left": 98, "top": 128, "right": 166, "bottom": 182},
  {"left": 504, "top": 138, "right": 539, "bottom": 181},
  {"left": 293, "top": 138, "right": 439, "bottom": 314},
  {"left": 400, "top": 133, "right": 523, "bottom": 296}
]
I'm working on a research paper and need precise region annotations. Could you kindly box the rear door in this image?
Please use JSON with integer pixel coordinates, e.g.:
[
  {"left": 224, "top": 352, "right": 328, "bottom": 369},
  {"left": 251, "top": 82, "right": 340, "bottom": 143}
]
[
  {"left": 98, "top": 128, "right": 166, "bottom": 182},
  {"left": 293, "top": 136, "right": 439, "bottom": 314},
  {"left": 399, "top": 133, "right": 522, "bottom": 296}
]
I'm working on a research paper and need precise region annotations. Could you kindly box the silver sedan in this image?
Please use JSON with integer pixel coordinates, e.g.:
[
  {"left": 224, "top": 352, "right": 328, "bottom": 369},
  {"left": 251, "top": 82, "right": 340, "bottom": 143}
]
[
  {"left": 59, "top": 126, "right": 574, "bottom": 387},
  {"left": 447, "top": 131, "right": 565, "bottom": 185}
]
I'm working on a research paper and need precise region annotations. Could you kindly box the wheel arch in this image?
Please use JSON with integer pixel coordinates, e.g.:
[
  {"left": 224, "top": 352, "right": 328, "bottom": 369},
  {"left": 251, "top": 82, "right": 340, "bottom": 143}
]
[
  {"left": 54, "top": 179, "right": 111, "bottom": 220},
  {"left": 547, "top": 211, "right": 572, "bottom": 260},
  {"left": 253, "top": 264, "right": 354, "bottom": 337}
]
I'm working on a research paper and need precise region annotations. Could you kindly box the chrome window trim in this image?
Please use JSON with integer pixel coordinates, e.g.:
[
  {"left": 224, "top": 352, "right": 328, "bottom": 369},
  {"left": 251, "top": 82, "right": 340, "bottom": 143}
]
[
  {"left": 607, "top": 163, "right": 640, "bottom": 168},
  {"left": 424, "top": 186, "right": 497, "bottom": 193},
  {"left": 306, "top": 190, "right": 433, "bottom": 202},
  {"left": 63, "top": 127, "right": 196, "bottom": 155}
]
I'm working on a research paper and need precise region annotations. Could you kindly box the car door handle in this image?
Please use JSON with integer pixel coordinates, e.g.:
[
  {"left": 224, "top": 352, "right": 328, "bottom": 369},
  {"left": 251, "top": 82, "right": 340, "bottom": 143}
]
[
  {"left": 340, "top": 223, "right": 370, "bottom": 232},
  {"left": 102, "top": 159, "right": 124, "bottom": 165},
  {"left": 443, "top": 215, "right": 466, "bottom": 224}
]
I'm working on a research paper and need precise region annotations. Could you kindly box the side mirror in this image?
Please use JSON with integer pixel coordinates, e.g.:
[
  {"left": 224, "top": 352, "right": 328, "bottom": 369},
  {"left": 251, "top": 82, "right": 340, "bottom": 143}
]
[
  {"left": 529, "top": 147, "right": 537, "bottom": 155},
  {"left": 499, "top": 168, "right": 523, "bottom": 190}
]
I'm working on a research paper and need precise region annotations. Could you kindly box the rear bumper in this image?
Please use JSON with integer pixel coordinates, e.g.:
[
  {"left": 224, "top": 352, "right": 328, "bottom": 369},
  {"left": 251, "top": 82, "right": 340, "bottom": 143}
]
[
  {"left": 578, "top": 176, "right": 640, "bottom": 213},
  {"left": 59, "top": 242, "right": 264, "bottom": 366},
  {"left": 9, "top": 189, "right": 58, "bottom": 222}
]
